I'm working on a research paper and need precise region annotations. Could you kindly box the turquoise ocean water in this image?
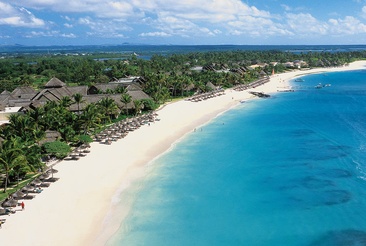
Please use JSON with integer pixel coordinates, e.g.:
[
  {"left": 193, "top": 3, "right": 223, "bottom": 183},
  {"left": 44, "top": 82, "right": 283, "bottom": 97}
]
[{"left": 107, "top": 69, "right": 366, "bottom": 246}]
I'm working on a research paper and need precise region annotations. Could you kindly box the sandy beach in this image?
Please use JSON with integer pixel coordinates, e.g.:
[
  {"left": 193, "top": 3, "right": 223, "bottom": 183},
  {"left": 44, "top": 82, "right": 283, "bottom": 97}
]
[{"left": 1, "top": 61, "right": 366, "bottom": 246}]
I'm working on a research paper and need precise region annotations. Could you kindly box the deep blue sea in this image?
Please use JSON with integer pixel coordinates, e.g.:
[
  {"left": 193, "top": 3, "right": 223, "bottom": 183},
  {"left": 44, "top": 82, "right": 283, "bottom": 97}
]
[
  {"left": 106, "top": 69, "right": 366, "bottom": 246},
  {"left": 2, "top": 44, "right": 366, "bottom": 56}
]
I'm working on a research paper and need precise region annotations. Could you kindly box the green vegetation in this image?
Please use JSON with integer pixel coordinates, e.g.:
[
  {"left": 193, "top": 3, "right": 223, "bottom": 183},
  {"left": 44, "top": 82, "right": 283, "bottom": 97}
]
[
  {"left": 1, "top": 48, "right": 366, "bottom": 194},
  {"left": 0, "top": 93, "right": 152, "bottom": 194},
  {"left": 1, "top": 50, "right": 365, "bottom": 95},
  {"left": 42, "top": 141, "right": 71, "bottom": 159}
]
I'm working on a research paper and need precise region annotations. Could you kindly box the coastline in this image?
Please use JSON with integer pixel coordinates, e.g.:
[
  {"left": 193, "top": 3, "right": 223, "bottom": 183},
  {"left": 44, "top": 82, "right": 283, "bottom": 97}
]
[{"left": 0, "top": 61, "right": 365, "bottom": 246}]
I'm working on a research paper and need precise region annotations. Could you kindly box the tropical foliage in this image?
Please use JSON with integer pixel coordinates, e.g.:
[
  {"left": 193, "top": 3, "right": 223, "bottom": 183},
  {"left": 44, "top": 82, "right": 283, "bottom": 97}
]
[
  {"left": 1, "top": 48, "right": 366, "bottom": 193},
  {"left": 0, "top": 92, "right": 153, "bottom": 192},
  {"left": 1, "top": 49, "right": 365, "bottom": 98}
]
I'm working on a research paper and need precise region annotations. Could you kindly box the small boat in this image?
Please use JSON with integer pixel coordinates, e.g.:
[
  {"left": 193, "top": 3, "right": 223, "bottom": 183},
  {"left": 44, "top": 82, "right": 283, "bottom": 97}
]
[
  {"left": 295, "top": 78, "right": 304, "bottom": 82},
  {"left": 315, "top": 83, "right": 322, "bottom": 89},
  {"left": 324, "top": 84, "right": 331, "bottom": 87}
]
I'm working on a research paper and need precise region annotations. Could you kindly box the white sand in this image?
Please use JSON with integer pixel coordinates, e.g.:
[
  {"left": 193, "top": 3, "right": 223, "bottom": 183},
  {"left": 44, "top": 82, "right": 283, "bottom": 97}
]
[{"left": 0, "top": 61, "right": 365, "bottom": 246}]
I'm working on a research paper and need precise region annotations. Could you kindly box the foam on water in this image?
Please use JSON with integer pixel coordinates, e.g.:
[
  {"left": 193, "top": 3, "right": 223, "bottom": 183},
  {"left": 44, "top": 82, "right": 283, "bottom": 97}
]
[{"left": 106, "top": 70, "right": 366, "bottom": 246}]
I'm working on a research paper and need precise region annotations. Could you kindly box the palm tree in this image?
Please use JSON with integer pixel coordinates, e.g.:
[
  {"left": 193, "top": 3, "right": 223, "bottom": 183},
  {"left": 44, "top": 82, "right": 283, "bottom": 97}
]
[
  {"left": 79, "top": 104, "right": 102, "bottom": 134},
  {"left": 133, "top": 100, "right": 144, "bottom": 116},
  {"left": 59, "top": 96, "right": 73, "bottom": 108},
  {"left": 97, "top": 97, "right": 120, "bottom": 122},
  {"left": 120, "top": 93, "right": 132, "bottom": 116},
  {"left": 0, "top": 138, "right": 28, "bottom": 192},
  {"left": 73, "top": 93, "right": 84, "bottom": 116},
  {"left": 5, "top": 113, "right": 36, "bottom": 143},
  {"left": 26, "top": 107, "right": 45, "bottom": 130}
]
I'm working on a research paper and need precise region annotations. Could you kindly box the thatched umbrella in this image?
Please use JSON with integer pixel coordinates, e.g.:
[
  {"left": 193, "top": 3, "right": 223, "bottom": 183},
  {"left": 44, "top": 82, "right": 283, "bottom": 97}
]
[
  {"left": 45, "top": 177, "right": 59, "bottom": 183},
  {"left": 70, "top": 152, "right": 80, "bottom": 160},
  {"left": 79, "top": 151, "right": 87, "bottom": 157},
  {"left": 94, "top": 134, "right": 102, "bottom": 142},
  {"left": 39, "top": 173, "right": 50, "bottom": 180},
  {"left": 2, "top": 198, "right": 17, "bottom": 208},
  {"left": 83, "top": 143, "right": 91, "bottom": 148},
  {"left": 31, "top": 178, "right": 42, "bottom": 186},
  {"left": 22, "top": 185, "right": 34, "bottom": 193},
  {"left": 40, "top": 182, "right": 50, "bottom": 187},
  {"left": 12, "top": 190, "right": 26, "bottom": 200},
  {"left": 47, "top": 168, "right": 58, "bottom": 174},
  {"left": 46, "top": 167, "right": 58, "bottom": 178}
]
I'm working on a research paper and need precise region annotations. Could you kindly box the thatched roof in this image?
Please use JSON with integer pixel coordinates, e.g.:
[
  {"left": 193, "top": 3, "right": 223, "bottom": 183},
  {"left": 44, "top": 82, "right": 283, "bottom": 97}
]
[
  {"left": 0, "top": 94, "right": 14, "bottom": 105},
  {"left": 126, "top": 83, "right": 143, "bottom": 91},
  {"left": 8, "top": 99, "right": 33, "bottom": 107},
  {"left": 88, "top": 84, "right": 123, "bottom": 94},
  {"left": 206, "top": 82, "right": 216, "bottom": 90},
  {"left": 259, "top": 70, "right": 268, "bottom": 76},
  {"left": 68, "top": 86, "right": 88, "bottom": 96},
  {"left": 11, "top": 86, "right": 36, "bottom": 98},
  {"left": 68, "top": 94, "right": 105, "bottom": 111},
  {"left": 32, "top": 88, "right": 73, "bottom": 102},
  {"left": 44, "top": 77, "right": 66, "bottom": 88},
  {"left": 127, "top": 90, "right": 150, "bottom": 100},
  {"left": 39, "top": 130, "right": 61, "bottom": 145},
  {"left": 1, "top": 90, "right": 10, "bottom": 95}
]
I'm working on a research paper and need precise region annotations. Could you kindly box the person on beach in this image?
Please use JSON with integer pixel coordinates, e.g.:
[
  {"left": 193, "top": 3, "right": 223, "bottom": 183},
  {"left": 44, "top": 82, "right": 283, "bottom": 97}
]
[{"left": 21, "top": 202, "right": 25, "bottom": 210}]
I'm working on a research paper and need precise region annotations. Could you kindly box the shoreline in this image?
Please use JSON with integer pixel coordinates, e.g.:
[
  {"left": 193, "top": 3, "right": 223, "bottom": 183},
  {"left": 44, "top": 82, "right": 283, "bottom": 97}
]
[{"left": 0, "top": 61, "right": 366, "bottom": 246}]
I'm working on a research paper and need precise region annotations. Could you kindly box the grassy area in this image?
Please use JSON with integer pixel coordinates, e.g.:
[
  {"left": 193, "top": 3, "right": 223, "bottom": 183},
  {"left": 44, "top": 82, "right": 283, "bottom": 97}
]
[
  {"left": 0, "top": 173, "right": 39, "bottom": 203},
  {"left": 170, "top": 97, "right": 185, "bottom": 103}
]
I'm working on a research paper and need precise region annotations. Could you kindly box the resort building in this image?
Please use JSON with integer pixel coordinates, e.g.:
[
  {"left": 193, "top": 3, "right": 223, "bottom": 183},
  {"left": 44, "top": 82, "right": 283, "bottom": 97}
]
[{"left": 0, "top": 77, "right": 151, "bottom": 118}]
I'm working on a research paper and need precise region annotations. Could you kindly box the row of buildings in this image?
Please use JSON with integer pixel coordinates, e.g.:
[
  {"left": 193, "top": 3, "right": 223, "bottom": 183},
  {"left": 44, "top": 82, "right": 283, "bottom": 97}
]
[{"left": 0, "top": 77, "right": 151, "bottom": 122}]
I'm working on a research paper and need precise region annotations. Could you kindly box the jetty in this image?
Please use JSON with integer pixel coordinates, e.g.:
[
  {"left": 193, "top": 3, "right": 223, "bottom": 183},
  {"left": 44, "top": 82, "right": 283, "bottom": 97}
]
[{"left": 249, "top": 91, "right": 271, "bottom": 98}]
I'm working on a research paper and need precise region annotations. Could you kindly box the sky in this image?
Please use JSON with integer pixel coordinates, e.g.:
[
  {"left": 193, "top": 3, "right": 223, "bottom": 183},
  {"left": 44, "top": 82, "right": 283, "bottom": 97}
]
[{"left": 1, "top": 0, "right": 366, "bottom": 46}]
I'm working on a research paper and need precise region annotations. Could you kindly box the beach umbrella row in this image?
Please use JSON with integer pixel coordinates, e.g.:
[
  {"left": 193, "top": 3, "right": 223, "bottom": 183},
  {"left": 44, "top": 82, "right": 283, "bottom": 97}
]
[
  {"left": 1, "top": 168, "right": 60, "bottom": 211},
  {"left": 65, "top": 112, "right": 158, "bottom": 159},
  {"left": 94, "top": 112, "right": 158, "bottom": 145},
  {"left": 233, "top": 77, "right": 270, "bottom": 91},
  {"left": 187, "top": 88, "right": 225, "bottom": 102},
  {"left": 67, "top": 143, "right": 92, "bottom": 160}
]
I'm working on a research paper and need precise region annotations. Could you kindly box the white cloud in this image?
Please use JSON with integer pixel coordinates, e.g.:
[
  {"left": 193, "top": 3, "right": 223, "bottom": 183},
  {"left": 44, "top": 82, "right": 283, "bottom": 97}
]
[
  {"left": 281, "top": 4, "right": 291, "bottom": 11},
  {"left": 78, "top": 16, "right": 130, "bottom": 32},
  {"left": 286, "top": 13, "right": 328, "bottom": 35},
  {"left": 25, "top": 30, "right": 59, "bottom": 38},
  {"left": 328, "top": 16, "right": 366, "bottom": 35},
  {"left": 139, "top": 32, "right": 171, "bottom": 37},
  {"left": 362, "top": 6, "right": 366, "bottom": 19},
  {"left": 144, "top": 13, "right": 221, "bottom": 39},
  {"left": 23, "top": 30, "right": 76, "bottom": 38},
  {"left": 4, "top": 0, "right": 366, "bottom": 42},
  {"left": 15, "top": 0, "right": 144, "bottom": 19},
  {"left": 0, "top": 1, "right": 45, "bottom": 27},
  {"left": 14, "top": 0, "right": 270, "bottom": 22},
  {"left": 61, "top": 33, "right": 77, "bottom": 38},
  {"left": 78, "top": 17, "right": 128, "bottom": 38},
  {"left": 7, "top": 0, "right": 277, "bottom": 39}
]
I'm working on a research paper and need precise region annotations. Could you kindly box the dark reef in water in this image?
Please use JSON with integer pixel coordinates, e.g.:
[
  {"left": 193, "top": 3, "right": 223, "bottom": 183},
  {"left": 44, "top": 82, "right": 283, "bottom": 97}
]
[
  {"left": 301, "top": 176, "right": 335, "bottom": 189},
  {"left": 310, "top": 229, "right": 366, "bottom": 246}
]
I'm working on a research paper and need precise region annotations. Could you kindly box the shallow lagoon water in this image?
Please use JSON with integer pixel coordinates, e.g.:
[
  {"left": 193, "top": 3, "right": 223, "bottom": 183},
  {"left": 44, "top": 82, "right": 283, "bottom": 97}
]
[{"left": 107, "top": 70, "right": 366, "bottom": 246}]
